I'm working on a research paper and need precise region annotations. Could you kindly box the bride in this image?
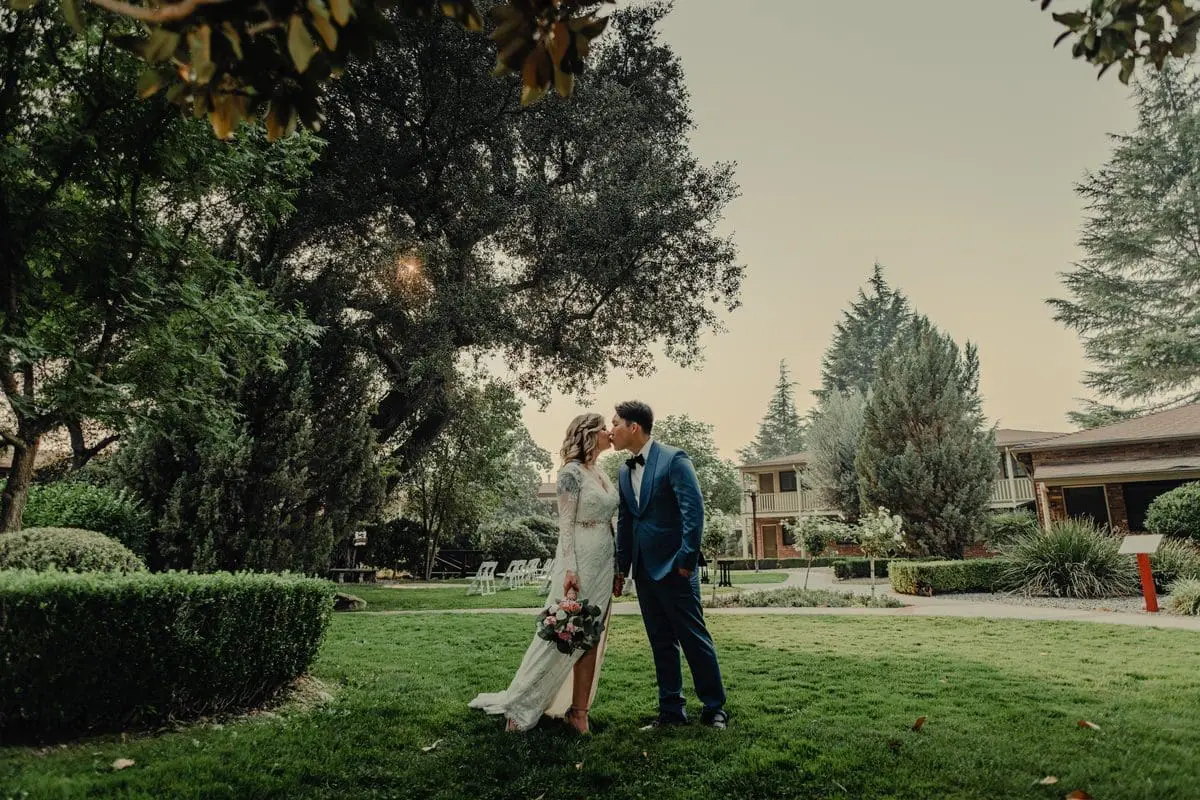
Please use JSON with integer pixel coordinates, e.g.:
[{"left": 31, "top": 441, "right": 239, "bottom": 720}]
[{"left": 469, "top": 413, "right": 620, "bottom": 734}]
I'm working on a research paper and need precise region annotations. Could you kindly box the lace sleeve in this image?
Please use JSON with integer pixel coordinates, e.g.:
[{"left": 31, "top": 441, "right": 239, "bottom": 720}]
[{"left": 556, "top": 463, "right": 582, "bottom": 571}]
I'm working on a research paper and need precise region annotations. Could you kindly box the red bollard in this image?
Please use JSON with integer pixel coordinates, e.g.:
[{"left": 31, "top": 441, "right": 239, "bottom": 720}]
[{"left": 1136, "top": 552, "right": 1159, "bottom": 613}]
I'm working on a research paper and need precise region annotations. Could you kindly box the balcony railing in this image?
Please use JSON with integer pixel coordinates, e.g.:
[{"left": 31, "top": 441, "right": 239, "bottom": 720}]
[{"left": 744, "top": 478, "right": 1035, "bottom": 516}]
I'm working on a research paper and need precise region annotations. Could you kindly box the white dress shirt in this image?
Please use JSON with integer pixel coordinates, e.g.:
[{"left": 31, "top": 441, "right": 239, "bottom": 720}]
[{"left": 631, "top": 438, "right": 654, "bottom": 506}]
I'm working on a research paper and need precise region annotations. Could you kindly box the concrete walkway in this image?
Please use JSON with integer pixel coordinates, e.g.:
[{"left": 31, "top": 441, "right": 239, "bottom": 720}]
[{"left": 364, "top": 568, "right": 1200, "bottom": 631}]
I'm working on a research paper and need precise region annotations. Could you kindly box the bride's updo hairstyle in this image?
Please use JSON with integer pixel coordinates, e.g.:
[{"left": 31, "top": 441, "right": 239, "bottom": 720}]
[{"left": 560, "top": 413, "right": 606, "bottom": 465}]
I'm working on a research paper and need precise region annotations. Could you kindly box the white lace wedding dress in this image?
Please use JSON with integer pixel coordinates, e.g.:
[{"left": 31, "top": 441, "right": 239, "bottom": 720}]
[{"left": 469, "top": 461, "right": 619, "bottom": 730}]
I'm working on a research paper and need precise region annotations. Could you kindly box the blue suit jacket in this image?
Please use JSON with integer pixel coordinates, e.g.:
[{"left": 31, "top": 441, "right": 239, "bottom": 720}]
[{"left": 616, "top": 441, "right": 706, "bottom": 582}]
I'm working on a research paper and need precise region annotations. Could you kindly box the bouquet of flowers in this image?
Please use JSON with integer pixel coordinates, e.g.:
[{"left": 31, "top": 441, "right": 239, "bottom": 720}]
[{"left": 535, "top": 590, "right": 606, "bottom": 655}]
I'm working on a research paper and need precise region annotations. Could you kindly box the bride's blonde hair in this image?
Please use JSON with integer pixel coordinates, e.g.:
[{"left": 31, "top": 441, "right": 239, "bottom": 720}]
[{"left": 560, "top": 413, "right": 606, "bottom": 465}]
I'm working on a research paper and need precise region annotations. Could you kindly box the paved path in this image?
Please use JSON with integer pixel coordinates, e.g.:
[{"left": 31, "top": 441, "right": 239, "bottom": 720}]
[{"left": 362, "top": 568, "right": 1200, "bottom": 631}]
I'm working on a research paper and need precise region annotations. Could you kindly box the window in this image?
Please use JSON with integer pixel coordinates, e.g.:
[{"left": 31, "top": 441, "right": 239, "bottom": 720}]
[
  {"left": 758, "top": 473, "right": 775, "bottom": 494},
  {"left": 1063, "top": 486, "right": 1110, "bottom": 528},
  {"left": 1122, "top": 479, "right": 1192, "bottom": 532},
  {"left": 778, "top": 470, "right": 798, "bottom": 493}
]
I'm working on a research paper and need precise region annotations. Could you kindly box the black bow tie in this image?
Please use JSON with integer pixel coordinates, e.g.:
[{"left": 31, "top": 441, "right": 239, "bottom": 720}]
[{"left": 626, "top": 453, "right": 645, "bottom": 470}]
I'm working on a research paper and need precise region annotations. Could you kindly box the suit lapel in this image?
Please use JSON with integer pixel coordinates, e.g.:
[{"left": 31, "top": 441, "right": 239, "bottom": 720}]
[
  {"left": 638, "top": 441, "right": 660, "bottom": 514},
  {"left": 620, "top": 465, "right": 637, "bottom": 516}
]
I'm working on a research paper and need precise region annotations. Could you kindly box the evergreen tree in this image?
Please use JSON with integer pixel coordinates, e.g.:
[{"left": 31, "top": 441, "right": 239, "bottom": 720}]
[
  {"left": 738, "top": 361, "right": 807, "bottom": 463},
  {"left": 814, "top": 264, "right": 915, "bottom": 405},
  {"left": 1050, "top": 61, "right": 1200, "bottom": 428},
  {"left": 806, "top": 388, "right": 868, "bottom": 523},
  {"left": 856, "top": 317, "right": 996, "bottom": 558}
]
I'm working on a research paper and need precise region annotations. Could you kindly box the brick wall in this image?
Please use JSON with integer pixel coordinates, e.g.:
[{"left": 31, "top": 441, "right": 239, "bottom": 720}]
[
  {"left": 1031, "top": 439, "right": 1200, "bottom": 469},
  {"left": 1105, "top": 484, "right": 1129, "bottom": 532}
]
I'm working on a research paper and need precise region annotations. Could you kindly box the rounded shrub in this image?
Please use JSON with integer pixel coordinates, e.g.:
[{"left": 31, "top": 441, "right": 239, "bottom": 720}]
[
  {"left": 999, "top": 519, "right": 1137, "bottom": 598},
  {"left": 1167, "top": 578, "right": 1200, "bottom": 615},
  {"left": 477, "top": 518, "right": 552, "bottom": 564},
  {"left": 1149, "top": 538, "right": 1200, "bottom": 593},
  {"left": 1145, "top": 482, "right": 1200, "bottom": 541},
  {"left": 0, "top": 570, "right": 333, "bottom": 737},
  {"left": 0, "top": 527, "right": 145, "bottom": 573},
  {"left": 21, "top": 481, "right": 152, "bottom": 557}
]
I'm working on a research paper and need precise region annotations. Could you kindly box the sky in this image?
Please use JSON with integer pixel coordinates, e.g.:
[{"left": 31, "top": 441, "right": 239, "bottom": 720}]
[{"left": 518, "top": 0, "right": 1138, "bottom": 465}]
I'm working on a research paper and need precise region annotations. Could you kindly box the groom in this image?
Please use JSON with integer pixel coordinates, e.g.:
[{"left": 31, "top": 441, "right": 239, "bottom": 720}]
[{"left": 611, "top": 401, "right": 729, "bottom": 730}]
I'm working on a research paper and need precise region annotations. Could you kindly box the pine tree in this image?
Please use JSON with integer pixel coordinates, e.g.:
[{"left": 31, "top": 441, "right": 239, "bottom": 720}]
[
  {"left": 738, "top": 360, "right": 807, "bottom": 463},
  {"left": 1050, "top": 61, "right": 1200, "bottom": 427},
  {"left": 856, "top": 317, "right": 996, "bottom": 558},
  {"left": 806, "top": 388, "right": 868, "bottom": 523},
  {"left": 814, "top": 264, "right": 915, "bottom": 405}
]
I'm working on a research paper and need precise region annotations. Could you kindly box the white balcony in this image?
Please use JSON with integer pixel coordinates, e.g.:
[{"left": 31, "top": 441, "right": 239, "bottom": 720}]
[{"left": 743, "top": 478, "right": 1036, "bottom": 516}]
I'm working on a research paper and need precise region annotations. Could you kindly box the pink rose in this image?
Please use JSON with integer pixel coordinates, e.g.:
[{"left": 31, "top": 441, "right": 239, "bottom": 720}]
[
  {"left": 544, "top": 616, "right": 556, "bottom": 626},
  {"left": 557, "top": 631, "right": 571, "bottom": 641},
  {"left": 566, "top": 624, "right": 577, "bottom": 633}
]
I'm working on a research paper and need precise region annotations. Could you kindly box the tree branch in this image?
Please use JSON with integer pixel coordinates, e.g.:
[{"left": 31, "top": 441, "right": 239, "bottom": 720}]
[{"left": 85, "top": 0, "right": 232, "bottom": 24}]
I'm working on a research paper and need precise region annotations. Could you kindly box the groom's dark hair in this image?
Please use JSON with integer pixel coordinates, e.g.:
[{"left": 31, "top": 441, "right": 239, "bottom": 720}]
[{"left": 615, "top": 401, "right": 654, "bottom": 434}]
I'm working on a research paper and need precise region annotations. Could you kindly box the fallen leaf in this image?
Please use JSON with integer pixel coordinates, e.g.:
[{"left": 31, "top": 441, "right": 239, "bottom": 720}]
[
  {"left": 642, "top": 751, "right": 648, "bottom": 759},
  {"left": 575, "top": 762, "right": 583, "bottom": 770},
  {"left": 1037, "top": 776, "right": 1059, "bottom": 785},
  {"left": 1040, "top": 652, "right": 1050, "bottom": 656},
  {"left": 420, "top": 739, "right": 443, "bottom": 753},
  {"left": 1077, "top": 720, "right": 1101, "bottom": 731},
  {"left": 111, "top": 758, "right": 135, "bottom": 771},
  {"left": 911, "top": 716, "right": 927, "bottom": 732},
  {"left": 1065, "top": 791, "right": 1094, "bottom": 800},
  {"left": 886, "top": 738, "right": 902, "bottom": 752}
]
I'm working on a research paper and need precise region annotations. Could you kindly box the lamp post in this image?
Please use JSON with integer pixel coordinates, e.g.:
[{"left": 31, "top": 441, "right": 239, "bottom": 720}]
[{"left": 743, "top": 477, "right": 759, "bottom": 572}]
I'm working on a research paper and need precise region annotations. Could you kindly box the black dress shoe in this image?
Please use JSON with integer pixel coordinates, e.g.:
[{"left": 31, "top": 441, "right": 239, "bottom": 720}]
[{"left": 701, "top": 709, "right": 729, "bottom": 729}]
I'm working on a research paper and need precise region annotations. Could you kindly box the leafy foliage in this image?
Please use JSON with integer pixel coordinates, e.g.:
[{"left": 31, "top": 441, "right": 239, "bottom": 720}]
[
  {"left": 0, "top": 570, "right": 332, "bottom": 736},
  {"left": 984, "top": 510, "right": 1040, "bottom": 549},
  {"left": 477, "top": 517, "right": 553, "bottom": 564},
  {"left": 1049, "top": 63, "right": 1200, "bottom": 426},
  {"left": 738, "top": 360, "right": 807, "bottom": 464},
  {"left": 1146, "top": 481, "right": 1200, "bottom": 541},
  {"left": 21, "top": 0, "right": 614, "bottom": 140},
  {"left": 1150, "top": 537, "right": 1200, "bottom": 592},
  {"left": 1168, "top": 577, "right": 1200, "bottom": 614},
  {"left": 805, "top": 388, "right": 867, "bottom": 523},
  {"left": 856, "top": 316, "right": 996, "bottom": 558},
  {"left": 999, "top": 519, "right": 1138, "bottom": 599},
  {"left": 19, "top": 481, "right": 151, "bottom": 557},
  {"left": 701, "top": 510, "right": 739, "bottom": 558},
  {"left": 1036, "top": 0, "right": 1200, "bottom": 84},
  {"left": 888, "top": 559, "right": 1007, "bottom": 595},
  {"left": 814, "top": 264, "right": 915, "bottom": 405},
  {"left": 0, "top": 527, "right": 145, "bottom": 573}
]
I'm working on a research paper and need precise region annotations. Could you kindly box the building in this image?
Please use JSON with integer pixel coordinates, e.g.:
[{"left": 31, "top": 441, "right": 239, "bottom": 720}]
[
  {"left": 738, "top": 428, "right": 1067, "bottom": 560},
  {"left": 1012, "top": 404, "right": 1200, "bottom": 532}
]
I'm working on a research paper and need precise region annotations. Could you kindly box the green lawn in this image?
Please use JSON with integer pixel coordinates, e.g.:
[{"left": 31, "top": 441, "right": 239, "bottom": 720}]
[
  {"left": 4, "top": 614, "right": 1200, "bottom": 798},
  {"left": 348, "top": 571, "right": 787, "bottom": 612}
]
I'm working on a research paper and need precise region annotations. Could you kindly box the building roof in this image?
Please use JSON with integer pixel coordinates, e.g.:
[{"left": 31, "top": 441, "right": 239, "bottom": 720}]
[
  {"left": 1014, "top": 404, "right": 1200, "bottom": 453},
  {"left": 536, "top": 482, "right": 556, "bottom": 499},
  {"left": 995, "top": 428, "right": 1068, "bottom": 447},
  {"left": 739, "top": 452, "right": 809, "bottom": 470},
  {"left": 1034, "top": 455, "right": 1200, "bottom": 482}
]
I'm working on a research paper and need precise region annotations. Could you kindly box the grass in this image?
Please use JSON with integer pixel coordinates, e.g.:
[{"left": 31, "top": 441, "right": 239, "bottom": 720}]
[
  {"left": 346, "top": 571, "right": 788, "bottom": 612},
  {"left": 4, "top": 614, "right": 1200, "bottom": 798}
]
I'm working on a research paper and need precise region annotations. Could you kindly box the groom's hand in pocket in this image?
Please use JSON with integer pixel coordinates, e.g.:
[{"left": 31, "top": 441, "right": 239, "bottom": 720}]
[
  {"left": 676, "top": 567, "right": 692, "bottom": 579},
  {"left": 613, "top": 574, "right": 625, "bottom": 597}
]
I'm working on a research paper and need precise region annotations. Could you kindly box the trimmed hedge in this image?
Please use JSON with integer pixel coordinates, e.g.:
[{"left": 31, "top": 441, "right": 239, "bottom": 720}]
[
  {"left": 716, "top": 557, "right": 846, "bottom": 570},
  {"left": 0, "top": 527, "right": 144, "bottom": 573},
  {"left": 831, "top": 557, "right": 941, "bottom": 580},
  {"left": 22, "top": 481, "right": 152, "bottom": 557},
  {"left": 0, "top": 570, "right": 334, "bottom": 737},
  {"left": 889, "top": 559, "right": 1007, "bottom": 595}
]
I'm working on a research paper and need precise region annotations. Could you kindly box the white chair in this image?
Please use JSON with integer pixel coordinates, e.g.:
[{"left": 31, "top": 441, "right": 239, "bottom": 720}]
[
  {"left": 499, "top": 559, "right": 527, "bottom": 590},
  {"left": 522, "top": 558, "right": 542, "bottom": 586},
  {"left": 535, "top": 558, "right": 555, "bottom": 596},
  {"left": 466, "top": 561, "right": 498, "bottom": 596}
]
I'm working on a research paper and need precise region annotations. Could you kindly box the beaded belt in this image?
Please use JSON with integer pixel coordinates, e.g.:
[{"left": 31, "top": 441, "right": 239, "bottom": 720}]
[{"left": 577, "top": 520, "right": 610, "bottom": 528}]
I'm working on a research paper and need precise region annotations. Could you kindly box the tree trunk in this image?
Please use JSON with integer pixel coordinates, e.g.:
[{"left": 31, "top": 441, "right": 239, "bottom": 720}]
[
  {"left": 804, "top": 556, "right": 813, "bottom": 590},
  {"left": 0, "top": 437, "right": 39, "bottom": 532},
  {"left": 869, "top": 557, "right": 876, "bottom": 597}
]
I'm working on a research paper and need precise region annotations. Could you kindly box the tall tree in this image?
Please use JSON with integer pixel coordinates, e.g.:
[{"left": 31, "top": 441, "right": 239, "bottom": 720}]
[
  {"left": 1049, "top": 61, "right": 1200, "bottom": 428},
  {"left": 814, "top": 264, "right": 915, "bottom": 405},
  {"left": 806, "top": 388, "right": 868, "bottom": 523},
  {"left": 262, "top": 2, "right": 742, "bottom": 473},
  {"left": 856, "top": 316, "right": 996, "bottom": 559},
  {"left": 739, "top": 360, "right": 807, "bottom": 464},
  {"left": 0, "top": 8, "right": 315, "bottom": 531}
]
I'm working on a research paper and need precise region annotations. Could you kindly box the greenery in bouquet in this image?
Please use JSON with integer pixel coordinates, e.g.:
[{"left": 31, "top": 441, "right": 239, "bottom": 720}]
[{"left": 535, "top": 593, "right": 606, "bottom": 655}]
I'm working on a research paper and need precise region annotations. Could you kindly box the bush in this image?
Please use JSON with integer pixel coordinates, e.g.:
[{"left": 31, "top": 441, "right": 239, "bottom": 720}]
[
  {"left": 832, "top": 557, "right": 940, "bottom": 580},
  {"left": 477, "top": 518, "right": 552, "bottom": 564},
  {"left": 889, "top": 559, "right": 1007, "bottom": 595},
  {"left": 718, "top": 557, "right": 844, "bottom": 570},
  {"left": 1167, "top": 578, "right": 1200, "bottom": 615},
  {"left": 984, "top": 510, "right": 1039, "bottom": 548},
  {"left": 706, "top": 587, "right": 904, "bottom": 609},
  {"left": 21, "top": 481, "right": 152, "bottom": 558},
  {"left": 1146, "top": 482, "right": 1200, "bottom": 541},
  {"left": 0, "top": 570, "right": 333, "bottom": 736},
  {"left": 0, "top": 527, "right": 145, "bottom": 573},
  {"left": 1149, "top": 538, "right": 1200, "bottom": 593},
  {"left": 999, "top": 520, "right": 1137, "bottom": 599}
]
